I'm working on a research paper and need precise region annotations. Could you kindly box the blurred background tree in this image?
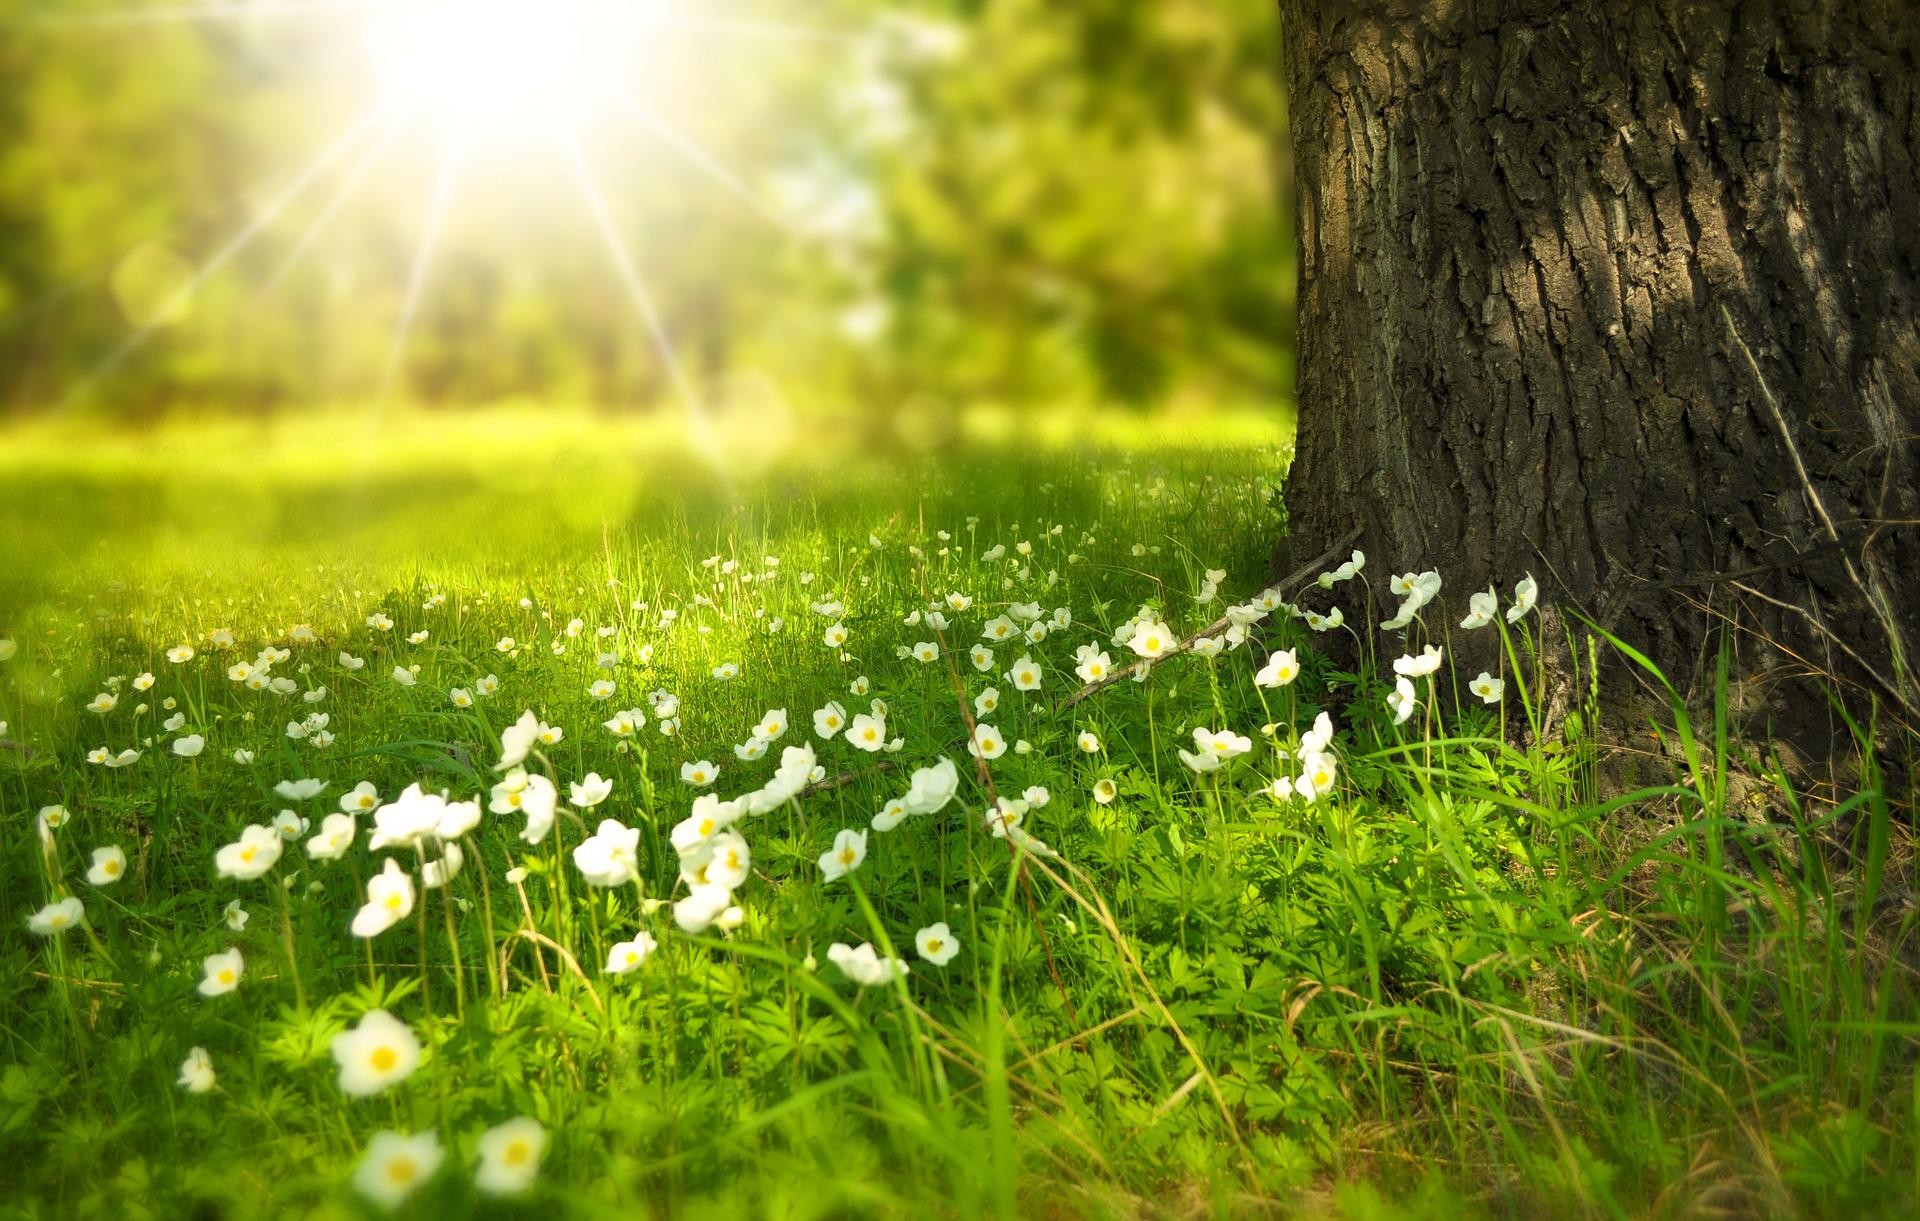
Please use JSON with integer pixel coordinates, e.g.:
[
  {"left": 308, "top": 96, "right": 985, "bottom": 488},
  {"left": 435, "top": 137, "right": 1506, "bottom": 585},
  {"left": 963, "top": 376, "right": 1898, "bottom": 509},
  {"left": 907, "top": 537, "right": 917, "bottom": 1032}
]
[{"left": 0, "top": 0, "right": 1290, "bottom": 421}]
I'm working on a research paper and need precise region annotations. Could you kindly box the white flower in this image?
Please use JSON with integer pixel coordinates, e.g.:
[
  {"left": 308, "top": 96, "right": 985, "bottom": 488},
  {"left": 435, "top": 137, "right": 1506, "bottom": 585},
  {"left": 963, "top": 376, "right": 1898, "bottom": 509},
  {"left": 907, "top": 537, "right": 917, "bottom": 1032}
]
[
  {"left": 1470, "top": 672, "right": 1505, "bottom": 704},
  {"left": 1387, "top": 676, "right": 1419, "bottom": 725},
  {"left": 871, "top": 798, "right": 910, "bottom": 832},
  {"left": 171, "top": 734, "right": 205, "bottom": 758},
  {"left": 333, "top": 1009, "right": 422, "bottom": 1098},
  {"left": 588, "top": 679, "right": 616, "bottom": 701},
  {"left": 1255, "top": 649, "right": 1300, "bottom": 688},
  {"left": 826, "top": 941, "right": 909, "bottom": 986},
  {"left": 823, "top": 621, "right": 849, "bottom": 648},
  {"left": 166, "top": 644, "right": 195, "bottom": 664},
  {"left": 86, "top": 691, "right": 117, "bottom": 714},
  {"left": 818, "top": 828, "right": 868, "bottom": 882},
  {"left": 733, "top": 738, "right": 768, "bottom": 762},
  {"left": 901, "top": 757, "right": 961, "bottom": 815},
  {"left": 232, "top": 748, "right": 255, "bottom": 765},
  {"left": 306, "top": 813, "right": 356, "bottom": 860},
  {"left": 214, "top": 825, "right": 284, "bottom": 880},
  {"left": 1316, "top": 549, "right": 1366, "bottom": 588},
  {"left": 1392, "top": 645, "right": 1444, "bottom": 678},
  {"left": 846, "top": 712, "right": 888, "bottom": 753},
  {"left": 1126, "top": 620, "right": 1176, "bottom": 659},
  {"left": 449, "top": 687, "right": 473, "bottom": 708},
  {"left": 1074, "top": 649, "right": 1113, "bottom": 683},
  {"left": 223, "top": 898, "right": 249, "bottom": 932},
  {"left": 968, "top": 723, "right": 1007, "bottom": 760},
  {"left": 421, "top": 843, "right": 465, "bottom": 890},
  {"left": 351, "top": 858, "right": 416, "bottom": 938},
  {"left": 711, "top": 662, "right": 740, "bottom": 681},
  {"left": 574, "top": 819, "right": 641, "bottom": 887},
  {"left": 811, "top": 701, "right": 847, "bottom": 739},
  {"left": 352, "top": 1130, "right": 442, "bottom": 1210},
  {"left": 28, "top": 896, "right": 84, "bottom": 935},
  {"left": 197, "top": 947, "right": 244, "bottom": 997},
  {"left": 700, "top": 830, "right": 752, "bottom": 891},
  {"left": 274, "top": 777, "right": 326, "bottom": 801},
  {"left": 86, "top": 845, "right": 127, "bottom": 886},
  {"left": 1301, "top": 710, "right": 1335, "bottom": 756},
  {"left": 751, "top": 708, "right": 789, "bottom": 743},
  {"left": 604, "top": 933, "right": 659, "bottom": 976},
  {"left": 338, "top": 781, "right": 379, "bottom": 814},
  {"left": 680, "top": 760, "right": 719, "bottom": 788},
  {"left": 1092, "top": 778, "right": 1118, "bottom": 805},
  {"left": 177, "top": 1046, "right": 215, "bottom": 1094},
  {"left": 1507, "top": 574, "right": 1539, "bottom": 623},
  {"left": 1006, "top": 655, "right": 1042, "bottom": 691},
  {"left": 569, "top": 772, "right": 613, "bottom": 808},
  {"left": 915, "top": 922, "right": 960, "bottom": 966},
  {"left": 391, "top": 666, "right": 417, "bottom": 688},
  {"left": 1294, "top": 751, "right": 1339, "bottom": 802},
  {"left": 673, "top": 883, "right": 733, "bottom": 933},
  {"left": 1460, "top": 588, "right": 1498, "bottom": 630},
  {"left": 496, "top": 709, "right": 541, "bottom": 770},
  {"left": 475, "top": 1117, "right": 546, "bottom": 1195},
  {"left": 368, "top": 784, "right": 450, "bottom": 851},
  {"left": 1192, "top": 727, "right": 1252, "bottom": 761},
  {"left": 974, "top": 686, "right": 1000, "bottom": 717}
]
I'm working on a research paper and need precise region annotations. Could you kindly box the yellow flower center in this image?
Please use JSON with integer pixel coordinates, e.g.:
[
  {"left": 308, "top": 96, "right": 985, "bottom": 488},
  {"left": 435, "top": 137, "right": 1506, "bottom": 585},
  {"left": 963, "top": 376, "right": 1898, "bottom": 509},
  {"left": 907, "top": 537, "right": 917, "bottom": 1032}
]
[
  {"left": 218, "top": 969, "right": 235, "bottom": 985},
  {"left": 504, "top": 1141, "right": 530, "bottom": 1166},
  {"left": 698, "top": 819, "right": 715, "bottom": 836},
  {"left": 240, "top": 846, "right": 257, "bottom": 862},
  {"left": 386, "top": 1156, "right": 416, "bottom": 1185},
  {"left": 104, "top": 860, "right": 121, "bottom": 876},
  {"left": 371, "top": 1046, "right": 398, "bottom": 1072},
  {"left": 926, "top": 939, "right": 943, "bottom": 953},
  {"left": 839, "top": 848, "right": 856, "bottom": 865},
  {"left": 386, "top": 893, "right": 403, "bottom": 910}
]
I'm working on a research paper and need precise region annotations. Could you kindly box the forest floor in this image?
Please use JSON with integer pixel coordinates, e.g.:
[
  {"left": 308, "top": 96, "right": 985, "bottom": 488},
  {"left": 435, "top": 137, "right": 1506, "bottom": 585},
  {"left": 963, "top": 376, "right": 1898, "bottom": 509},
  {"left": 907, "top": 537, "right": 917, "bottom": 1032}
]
[{"left": 0, "top": 406, "right": 1912, "bottom": 1218}]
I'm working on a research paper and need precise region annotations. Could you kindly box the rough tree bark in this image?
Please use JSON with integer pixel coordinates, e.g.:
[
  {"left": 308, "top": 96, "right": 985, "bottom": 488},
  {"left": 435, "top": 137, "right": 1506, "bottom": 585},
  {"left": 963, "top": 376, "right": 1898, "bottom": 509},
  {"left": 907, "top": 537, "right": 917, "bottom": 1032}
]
[{"left": 1273, "top": 0, "right": 1920, "bottom": 749}]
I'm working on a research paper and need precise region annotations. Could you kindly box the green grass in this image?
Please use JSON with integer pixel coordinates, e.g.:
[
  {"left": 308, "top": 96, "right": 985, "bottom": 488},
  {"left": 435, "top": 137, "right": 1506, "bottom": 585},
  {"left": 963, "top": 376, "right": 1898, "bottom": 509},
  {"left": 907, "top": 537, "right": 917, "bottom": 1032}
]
[{"left": 0, "top": 407, "right": 1913, "bottom": 1219}]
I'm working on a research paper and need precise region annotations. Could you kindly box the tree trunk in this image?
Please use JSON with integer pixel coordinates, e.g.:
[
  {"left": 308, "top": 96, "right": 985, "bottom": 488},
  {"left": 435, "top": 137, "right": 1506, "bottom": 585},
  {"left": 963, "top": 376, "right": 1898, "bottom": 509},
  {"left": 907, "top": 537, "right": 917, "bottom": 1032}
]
[{"left": 1274, "top": 0, "right": 1920, "bottom": 748}]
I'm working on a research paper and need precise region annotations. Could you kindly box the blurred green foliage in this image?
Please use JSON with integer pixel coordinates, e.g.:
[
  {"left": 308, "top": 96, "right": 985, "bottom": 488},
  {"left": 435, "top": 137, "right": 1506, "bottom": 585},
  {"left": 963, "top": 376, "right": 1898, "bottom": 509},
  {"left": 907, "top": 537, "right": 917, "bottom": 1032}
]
[{"left": 0, "top": 0, "right": 1290, "bottom": 418}]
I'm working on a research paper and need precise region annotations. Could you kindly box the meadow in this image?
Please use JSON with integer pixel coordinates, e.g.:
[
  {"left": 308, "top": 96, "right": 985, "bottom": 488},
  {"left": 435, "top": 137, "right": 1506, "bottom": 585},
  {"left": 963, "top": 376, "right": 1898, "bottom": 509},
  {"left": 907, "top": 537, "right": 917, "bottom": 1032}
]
[{"left": 0, "top": 407, "right": 1912, "bottom": 1219}]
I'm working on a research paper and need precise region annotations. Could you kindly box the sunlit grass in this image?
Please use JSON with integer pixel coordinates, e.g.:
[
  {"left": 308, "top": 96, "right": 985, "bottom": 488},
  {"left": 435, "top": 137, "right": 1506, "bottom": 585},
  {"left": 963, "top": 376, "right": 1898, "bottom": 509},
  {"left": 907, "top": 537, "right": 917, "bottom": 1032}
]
[{"left": 0, "top": 408, "right": 1911, "bottom": 1218}]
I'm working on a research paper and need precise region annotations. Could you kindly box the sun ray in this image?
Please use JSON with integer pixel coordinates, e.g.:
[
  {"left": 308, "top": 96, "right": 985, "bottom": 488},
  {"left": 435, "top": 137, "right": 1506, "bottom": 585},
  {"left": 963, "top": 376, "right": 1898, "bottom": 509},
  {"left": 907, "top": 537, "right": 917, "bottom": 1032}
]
[
  {"left": 555, "top": 130, "right": 717, "bottom": 454},
  {"left": 65, "top": 108, "right": 384, "bottom": 404},
  {"left": 603, "top": 91, "right": 791, "bottom": 232},
  {"left": 262, "top": 118, "right": 400, "bottom": 294},
  {"left": 376, "top": 137, "right": 462, "bottom": 403}
]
